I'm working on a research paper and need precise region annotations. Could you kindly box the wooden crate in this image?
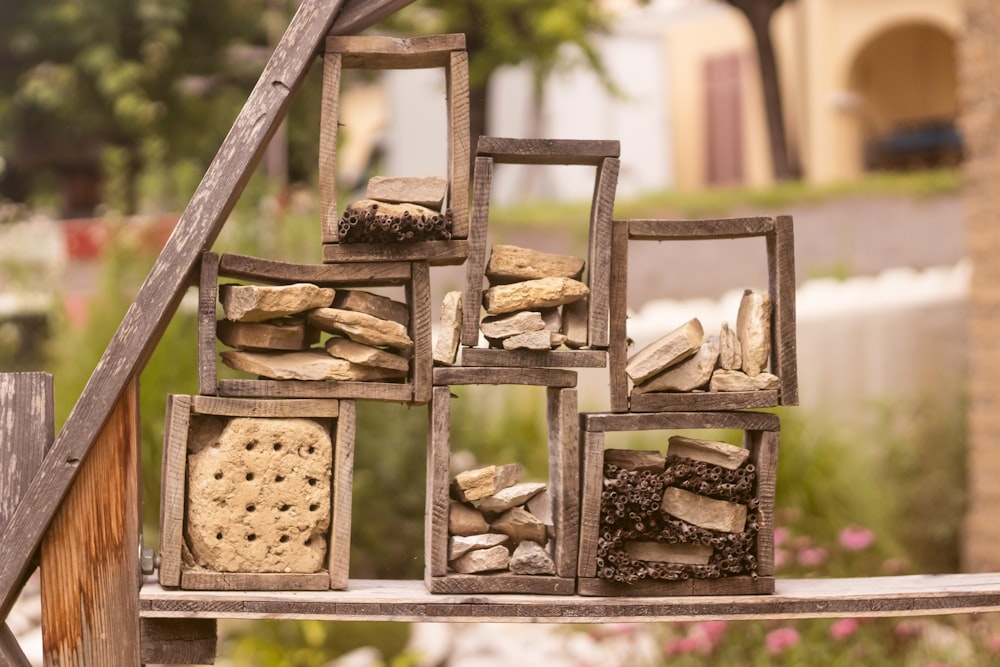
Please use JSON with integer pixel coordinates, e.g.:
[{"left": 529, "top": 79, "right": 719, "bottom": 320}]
[
  {"left": 458, "top": 137, "right": 620, "bottom": 367},
  {"left": 608, "top": 216, "right": 798, "bottom": 412},
  {"left": 158, "top": 395, "right": 356, "bottom": 591},
  {"left": 320, "top": 33, "right": 469, "bottom": 265},
  {"left": 425, "top": 370, "right": 579, "bottom": 594},
  {"left": 577, "top": 411, "right": 778, "bottom": 596},
  {"left": 199, "top": 252, "right": 432, "bottom": 404}
]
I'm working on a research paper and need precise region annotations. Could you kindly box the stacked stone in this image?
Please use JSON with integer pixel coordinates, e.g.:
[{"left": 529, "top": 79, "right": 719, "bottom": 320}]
[
  {"left": 446, "top": 463, "right": 557, "bottom": 576},
  {"left": 594, "top": 437, "right": 760, "bottom": 584},
  {"left": 217, "top": 282, "right": 412, "bottom": 383},
  {"left": 338, "top": 176, "right": 453, "bottom": 243},
  {"left": 626, "top": 289, "right": 779, "bottom": 394},
  {"left": 479, "top": 245, "right": 590, "bottom": 351}
]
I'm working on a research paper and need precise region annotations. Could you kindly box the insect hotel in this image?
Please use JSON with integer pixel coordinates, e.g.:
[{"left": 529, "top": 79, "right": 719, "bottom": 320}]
[{"left": 2, "top": 1, "right": 999, "bottom": 665}]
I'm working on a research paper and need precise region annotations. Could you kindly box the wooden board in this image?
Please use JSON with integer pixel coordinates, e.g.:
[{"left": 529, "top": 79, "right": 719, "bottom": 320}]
[
  {"left": 548, "top": 388, "right": 579, "bottom": 578},
  {"left": 770, "top": 215, "right": 799, "bottom": 405},
  {"left": 629, "top": 390, "right": 780, "bottom": 413},
  {"left": 181, "top": 571, "right": 330, "bottom": 591},
  {"left": 476, "top": 137, "right": 621, "bottom": 166},
  {"left": 608, "top": 219, "right": 629, "bottom": 412},
  {"left": 427, "top": 574, "right": 576, "bottom": 595},
  {"left": 140, "top": 573, "right": 1000, "bottom": 621},
  {"left": 330, "top": 401, "right": 356, "bottom": 590},
  {"left": 577, "top": 430, "right": 605, "bottom": 579},
  {"left": 158, "top": 395, "right": 192, "bottom": 587},
  {"left": 751, "top": 430, "right": 780, "bottom": 578},
  {"left": 460, "top": 349, "right": 607, "bottom": 369},
  {"left": 577, "top": 576, "right": 774, "bottom": 597},
  {"left": 408, "top": 262, "right": 433, "bottom": 404},
  {"left": 582, "top": 411, "right": 781, "bottom": 434},
  {"left": 218, "top": 379, "right": 414, "bottom": 403},
  {"left": 433, "top": 367, "right": 577, "bottom": 388},
  {"left": 461, "top": 156, "right": 493, "bottom": 346},
  {"left": 0, "top": 623, "right": 31, "bottom": 667},
  {"left": 328, "top": 0, "right": 419, "bottom": 36},
  {"left": 319, "top": 50, "right": 343, "bottom": 243},
  {"left": 447, "top": 50, "right": 471, "bottom": 239},
  {"left": 425, "top": 387, "right": 451, "bottom": 579},
  {"left": 219, "top": 254, "right": 412, "bottom": 286},
  {"left": 198, "top": 253, "right": 220, "bottom": 395},
  {"left": 628, "top": 217, "right": 776, "bottom": 240},
  {"left": 140, "top": 617, "right": 217, "bottom": 665},
  {"left": 326, "top": 33, "right": 465, "bottom": 69},
  {"left": 322, "top": 241, "right": 469, "bottom": 266},
  {"left": 190, "top": 396, "right": 340, "bottom": 418},
  {"left": 586, "top": 157, "right": 619, "bottom": 348}
]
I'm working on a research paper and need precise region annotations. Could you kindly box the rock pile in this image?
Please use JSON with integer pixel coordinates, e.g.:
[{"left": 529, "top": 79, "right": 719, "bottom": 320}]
[
  {"left": 217, "top": 282, "right": 412, "bottom": 382},
  {"left": 447, "top": 463, "right": 557, "bottom": 576},
  {"left": 478, "top": 245, "right": 590, "bottom": 350},
  {"left": 627, "top": 289, "right": 779, "bottom": 394}
]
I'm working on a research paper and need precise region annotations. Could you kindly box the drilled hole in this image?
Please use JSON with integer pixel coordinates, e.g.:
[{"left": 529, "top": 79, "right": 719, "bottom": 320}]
[
  {"left": 279, "top": 535, "right": 289, "bottom": 543},
  {"left": 245, "top": 441, "right": 256, "bottom": 451},
  {"left": 216, "top": 533, "right": 223, "bottom": 540},
  {"left": 304, "top": 538, "right": 313, "bottom": 547},
  {"left": 247, "top": 534, "right": 256, "bottom": 542},
  {"left": 246, "top": 504, "right": 255, "bottom": 513},
  {"left": 246, "top": 472, "right": 254, "bottom": 481},
  {"left": 279, "top": 504, "right": 290, "bottom": 512},
  {"left": 275, "top": 475, "right": 284, "bottom": 483},
  {"left": 214, "top": 472, "right": 223, "bottom": 480},
  {"left": 309, "top": 503, "right": 318, "bottom": 512},
  {"left": 273, "top": 442, "right": 282, "bottom": 451},
  {"left": 307, "top": 478, "right": 316, "bottom": 487},
  {"left": 307, "top": 446, "right": 315, "bottom": 455}
]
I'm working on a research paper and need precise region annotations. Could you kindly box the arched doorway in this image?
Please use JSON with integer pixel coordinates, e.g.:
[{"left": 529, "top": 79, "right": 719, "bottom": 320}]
[{"left": 848, "top": 23, "right": 961, "bottom": 171}]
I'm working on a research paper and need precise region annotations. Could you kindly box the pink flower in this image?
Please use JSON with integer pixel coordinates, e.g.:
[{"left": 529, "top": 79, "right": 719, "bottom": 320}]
[
  {"left": 829, "top": 618, "right": 859, "bottom": 641},
  {"left": 839, "top": 525, "right": 875, "bottom": 551},
  {"left": 765, "top": 627, "right": 800, "bottom": 655},
  {"left": 989, "top": 635, "right": 1000, "bottom": 652},
  {"left": 696, "top": 620, "right": 728, "bottom": 646},
  {"left": 774, "top": 527, "right": 791, "bottom": 548},
  {"left": 663, "top": 637, "right": 708, "bottom": 656},
  {"left": 797, "top": 546, "right": 829, "bottom": 567},
  {"left": 774, "top": 548, "right": 791, "bottom": 569},
  {"left": 894, "top": 620, "right": 924, "bottom": 639}
]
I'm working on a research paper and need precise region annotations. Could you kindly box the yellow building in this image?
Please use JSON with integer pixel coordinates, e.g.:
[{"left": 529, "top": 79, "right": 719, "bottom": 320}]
[{"left": 663, "top": 0, "right": 963, "bottom": 189}]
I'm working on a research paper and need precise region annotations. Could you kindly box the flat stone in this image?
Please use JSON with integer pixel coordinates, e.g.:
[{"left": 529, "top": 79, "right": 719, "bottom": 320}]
[
  {"left": 449, "top": 502, "right": 489, "bottom": 536},
  {"left": 186, "top": 416, "right": 332, "bottom": 573},
  {"left": 667, "top": 435, "right": 749, "bottom": 470},
  {"left": 526, "top": 489, "right": 553, "bottom": 529},
  {"left": 633, "top": 337, "right": 719, "bottom": 393},
  {"left": 325, "top": 337, "right": 409, "bottom": 372},
  {"left": 623, "top": 541, "right": 713, "bottom": 565},
  {"left": 561, "top": 298, "right": 589, "bottom": 348},
  {"left": 433, "top": 291, "right": 463, "bottom": 366},
  {"left": 719, "top": 322, "right": 742, "bottom": 371},
  {"left": 502, "top": 329, "right": 552, "bottom": 351},
  {"left": 486, "top": 244, "right": 585, "bottom": 284},
  {"left": 625, "top": 318, "right": 704, "bottom": 384},
  {"left": 219, "top": 283, "right": 334, "bottom": 323},
  {"left": 549, "top": 332, "right": 568, "bottom": 348},
  {"left": 736, "top": 290, "right": 772, "bottom": 376},
  {"left": 604, "top": 449, "right": 666, "bottom": 473},
  {"left": 450, "top": 544, "right": 511, "bottom": 574},
  {"left": 479, "top": 311, "right": 545, "bottom": 339},
  {"left": 366, "top": 175, "right": 448, "bottom": 209},
  {"left": 490, "top": 507, "right": 548, "bottom": 545},
  {"left": 448, "top": 533, "right": 511, "bottom": 561},
  {"left": 483, "top": 277, "right": 589, "bottom": 315},
  {"left": 539, "top": 308, "right": 562, "bottom": 332},
  {"left": 710, "top": 369, "right": 780, "bottom": 392},
  {"left": 307, "top": 307, "right": 413, "bottom": 353},
  {"left": 220, "top": 349, "right": 406, "bottom": 382},
  {"left": 451, "top": 464, "right": 521, "bottom": 502},
  {"left": 216, "top": 317, "right": 319, "bottom": 351},
  {"left": 333, "top": 289, "right": 409, "bottom": 326},
  {"left": 509, "top": 540, "right": 556, "bottom": 575},
  {"left": 660, "top": 487, "right": 747, "bottom": 533},
  {"left": 478, "top": 482, "right": 547, "bottom": 514}
]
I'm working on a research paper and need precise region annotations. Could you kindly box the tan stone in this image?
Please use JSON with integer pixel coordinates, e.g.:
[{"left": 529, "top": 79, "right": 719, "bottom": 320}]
[
  {"left": 736, "top": 290, "right": 772, "bottom": 376},
  {"left": 483, "top": 277, "right": 589, "bottom": 315},
  {"left": 366, "top": 175, "right": 448, "bottom": 209},
  {"left": 660, "top": 487, "right": 747, "bottom": 533},
  {"left": 509, "top": 540, "right": 556, "bottom": 575},
  {"left": 526, "top": 489, "right": 553, "bottom": 531},
  {"left": 486, "top": 244, "right": 585, "bottom": 284},
  {"left": 451, "top": 464, "right": 521, "bottom": 502},
  {"left": 333, "top": 289, "right": 409, "bottom": 326},
  {"left": 324, "top": 337, "right": 409, "bottom": 372},
  {"left": 478, "top": 482, "right": 547, "bottom": 514},
  {"left": 480, "top": 311, "right": 545, "bottom": 339},
  {"left": 433, "top": 291, "right": 463, "bottom": 366},
  {"left": 216, "top": 317, "right": 319, "bottom": 351},
  {"left": 490, "top": 506, "right": 548, "bottom": 545},
  {"left": 561, "top": 298, "right": 589, "bottom": 348},
  {"left": 604, "top": 449, "right": 666, "bottom": 473},
  {"left": 219, "top": 283, "right": 334, "bottom": 323},
  {"left": 623, "top": 541, "right": 713, "bottom": 565},
  {"left": 634, "top": 338, "right": 719, "bottom": 393},
  {"left": 220, "top": 349, "right": 406, "bottom": 382},
  {"left": 448, "top": 533, "right": 510, "bottom": 561},
  {"left": 186, "top": 416, "right": 332, "bottom": 573},
  {"left": 710, "top": 369, "right": 780, "bottom": 392},
  {"left": 307, "top": 307, "right": 413, "bottom": 353},
  {"left": 549, "top": 332, "right": 568, "bottom": 348},
  {"left": 667, "top": 435, "right": 749, "bottom": 470},
  {"left": 719, "top": 322, "right": 742, "bottom": 371},
  {"left": 450, "top": 544, "right": 511, "bottom": 574},
  {"left": 502, "top": 329, "right": 552, "bottom": 351},
  {"left": 625, "top": 318, "right": 704, "bottom": 384},
  {"left": 449, "top": 502, "right": 489, "bottom": 536}
]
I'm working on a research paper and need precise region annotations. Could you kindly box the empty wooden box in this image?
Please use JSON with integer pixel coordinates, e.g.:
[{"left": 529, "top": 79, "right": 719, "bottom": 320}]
[
  {"left": 577, "top": 410, "right": 779, "bottom": 596},
  {"left": 608, "top": 216, "right": 798, "bottom": 412},
  {"left": 425, "top": 367, "right": 580, "bottom": 594},
  {"left": 158, "top": 395, "right": 356, "bottom": 590},
  {"left": 199, "top": 252, "right": 432, "bottom": 404}
]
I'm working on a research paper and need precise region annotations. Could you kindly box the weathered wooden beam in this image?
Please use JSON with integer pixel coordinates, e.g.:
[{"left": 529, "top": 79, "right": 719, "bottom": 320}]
[
  {"left": 0, "top": 622, "right": 31, "bottom": 667},
  {"left": 0, "top": 0, "right": 357, "bottom": 620},
  {"left": 328, "top": 0, "right": 419, "bottom": 36},
  {"left": 140, "top": 617, "right": 217, "bottom": 665}
]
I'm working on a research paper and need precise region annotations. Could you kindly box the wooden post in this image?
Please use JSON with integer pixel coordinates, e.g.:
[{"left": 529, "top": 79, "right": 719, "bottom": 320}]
[
  {"left": 0, "top": 373, "right": 54, "bottom": 667},
  {"left": 40, "top": 379, "right": 141, "bottom": 666}
]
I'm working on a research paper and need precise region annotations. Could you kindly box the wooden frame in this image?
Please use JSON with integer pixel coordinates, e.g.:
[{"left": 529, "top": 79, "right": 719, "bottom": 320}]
[
  {"left": 459, "top": 137, "right": 620, "bottom": 367},
  {"left": 425, "top": 383, "right": 579, "bottom": 594},
  {"left": 577, "top": 411, "right": 779, "bottom": 596},
  {"left": 158, "top": 395, "right": 356, "bottom": 591},
  {"left": 199, "top": 252, "right": 432, "bottom": 404},
  {"left": 319, "top": 33, "right": 470, "bottom": 266},
  {"left": 609, "top": 216, "right": 798, "bottom": 412}
]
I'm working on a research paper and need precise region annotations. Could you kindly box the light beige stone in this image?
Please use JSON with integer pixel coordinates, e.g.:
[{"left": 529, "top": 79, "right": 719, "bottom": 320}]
[
  {"left": 623, "top": 541, "right": 713, "bottom": 565},
  {"left": 449, "top": 502, "right": 489, "bottom": 536},
  {"left": 480, "top": 311, "right": 545, "bottom": 339},
  {"left": 667, "top": 435, "right": 749, "bottom": 470},
  {"left": 625, "top": 318, "right": 704, "bottom": 384},
  {"left": 220, "top": 349, "right": 406, "bottom": 382},
  {"left": 483, "top": 277, "right": 589, "bottom": 315},
  {"left": 604, "top": 449, "right": 666, "bottom": 473},
  {"left": 186, "top": 416, "right": 332, "bottom": 573},
  {"left": 450, "top": 544, "right": 511, "bottom": 574},
  {"left": 509, "top": 540, "right": 556, "bottom": 575},
  {"left": 634, "top": 338, "right": 719, "bottom": 393},
  {"left": 333, "top": 289, "right": 409, "bottom": 326},
  {"left": 478, "top": 482, "right": 547, "bottom": 514},
  {"left": 325, "top": 337, "right": 409, "bottom": 372},
  {"left": 486, "top": 244, "right": 585, "bottom": 283},
  {"left": 448, "top": 533, "right": 510, "bottom": 561},
  {"left": 433, "top": 291, "right": 463, "bottom": 366},
  {"left": 549, "top": 332, "right": 568, "bottom": 348},
  {"left": 219, "top": 283, "right": 334, "bottom": 323},
  {"left": 539, "top": 308, "right": 562, "bottom": 332},
  {"left": 490, "top": 507, "right": 548, "bottom": 545},
  {"left": 451, "top": 464, "right": 521, "bottom": 502},
  {"left": 502, "top": 329, "right": 552, "bottom": 351},
  {"left": 710, "top": 369, "right": 780, "bottom": 392},
  {"left": 307, "top": 307, "right": 413, "bottom": 353},
  {"left": 526, "top": 489, "right": 553, "bottom": 530},
  {"left": 366, "top": 175, "right": 448, "bottom": 209},
  {"left": 216, "top": 317, "right": 319, "bottom": 351},
  {"left": 736, "top": 290, "right": 772, "bottom": 376},
  {"left": 719, "top": 322, "right": 742, "bottom": 371},
  {"left": 561, "top": 298, "right": 589, "bottom": 348},
  {"left": 660, "top": 487, "right": 747, "bottom": 533}
]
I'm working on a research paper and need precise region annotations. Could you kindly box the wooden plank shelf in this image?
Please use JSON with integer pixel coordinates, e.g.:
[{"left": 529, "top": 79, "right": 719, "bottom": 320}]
[{"left": 139, "top": 573, "right": 1000, "bottom": 622}]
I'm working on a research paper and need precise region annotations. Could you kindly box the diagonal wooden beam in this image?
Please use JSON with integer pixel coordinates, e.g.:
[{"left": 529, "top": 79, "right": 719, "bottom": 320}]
[
  {"left": 0, "top": 0, "right": 400, "bottom": 618},
  {"left": 329, "top": 0, "right": 417, "bottom": 35}
]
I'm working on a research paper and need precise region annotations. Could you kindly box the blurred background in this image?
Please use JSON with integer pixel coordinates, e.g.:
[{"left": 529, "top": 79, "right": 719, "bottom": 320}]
[{"left": 2, "top": 0, "right": 997, "bottom": 665}]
